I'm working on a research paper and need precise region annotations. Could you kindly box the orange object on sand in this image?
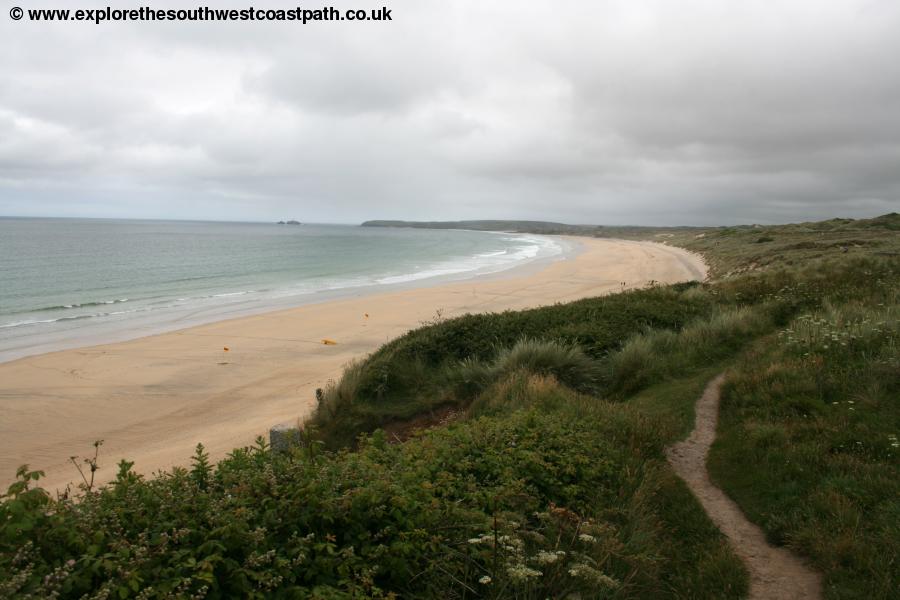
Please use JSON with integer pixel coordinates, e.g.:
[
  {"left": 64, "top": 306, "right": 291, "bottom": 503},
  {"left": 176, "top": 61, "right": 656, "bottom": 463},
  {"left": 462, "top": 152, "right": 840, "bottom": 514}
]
[
  {"left": 223, "top": 347, "right": 229, "bottom": 352},
  {"left": 321, "top": 339, "right": 337, "bottom": 345}
]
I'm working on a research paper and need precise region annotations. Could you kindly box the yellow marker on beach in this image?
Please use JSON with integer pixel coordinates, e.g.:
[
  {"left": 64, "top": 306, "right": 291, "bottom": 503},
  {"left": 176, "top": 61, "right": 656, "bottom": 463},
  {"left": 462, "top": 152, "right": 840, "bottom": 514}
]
[{"left": 321, "top": 339, "right": 337, "bottom": 345}]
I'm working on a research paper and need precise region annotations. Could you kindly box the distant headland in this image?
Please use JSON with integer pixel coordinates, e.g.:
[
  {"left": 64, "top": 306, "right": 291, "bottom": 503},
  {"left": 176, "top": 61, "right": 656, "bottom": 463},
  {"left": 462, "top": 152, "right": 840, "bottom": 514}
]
[{"left": 361, "top": 219, "right": 576, "bottom": 233}]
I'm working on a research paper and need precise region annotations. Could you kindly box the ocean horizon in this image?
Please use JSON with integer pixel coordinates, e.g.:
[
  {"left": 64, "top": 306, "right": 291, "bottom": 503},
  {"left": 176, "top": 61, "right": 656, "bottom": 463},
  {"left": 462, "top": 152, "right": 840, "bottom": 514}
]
[{"left": 0, "top": 217, "right": 569, "bottom": 363}]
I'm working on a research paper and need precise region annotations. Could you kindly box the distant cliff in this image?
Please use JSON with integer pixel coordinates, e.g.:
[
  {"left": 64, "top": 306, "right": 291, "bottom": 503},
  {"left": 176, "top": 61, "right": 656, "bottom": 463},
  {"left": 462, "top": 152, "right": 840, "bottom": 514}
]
[
  {"left": 360, "top": 219, "right": 709, "bottom": 237},
  {"left": 361, "top": 219, "right": 584, "bottom": 234}
]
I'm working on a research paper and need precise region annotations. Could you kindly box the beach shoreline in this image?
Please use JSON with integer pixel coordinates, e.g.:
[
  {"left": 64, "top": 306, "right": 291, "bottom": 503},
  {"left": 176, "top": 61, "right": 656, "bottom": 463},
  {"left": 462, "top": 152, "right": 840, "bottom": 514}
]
[
  {"left": 0, "top": 227, "right": 574, "bottom": 365},
  {"left": 0, "top": 236, "right": 706, "bottom": 492}
]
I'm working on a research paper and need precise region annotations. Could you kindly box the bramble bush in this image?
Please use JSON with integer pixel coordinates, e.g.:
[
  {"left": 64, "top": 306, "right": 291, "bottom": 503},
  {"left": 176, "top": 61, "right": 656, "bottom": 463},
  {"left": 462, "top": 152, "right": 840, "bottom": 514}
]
[{"left": 2, "top": 378, "right": 745, "bottom": 599}]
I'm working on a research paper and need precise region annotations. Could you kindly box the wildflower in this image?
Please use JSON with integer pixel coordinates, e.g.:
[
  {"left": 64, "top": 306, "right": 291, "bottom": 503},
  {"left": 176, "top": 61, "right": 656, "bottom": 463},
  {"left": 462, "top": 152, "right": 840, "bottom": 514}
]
[
  {"left": 568, "top": 564, "right": 620, "bottom": 588},
  {"left": 478, "top": 575, "right": 492, "bottom": 585},
  {"left": 578, "top": 533, "right": 597, "bottom": 543},
  {"left": 507, "top": 564, "right": 542, "bottom": 581},
  {"left": 533, "top": 550, "right": 565, "bottom": 565}
]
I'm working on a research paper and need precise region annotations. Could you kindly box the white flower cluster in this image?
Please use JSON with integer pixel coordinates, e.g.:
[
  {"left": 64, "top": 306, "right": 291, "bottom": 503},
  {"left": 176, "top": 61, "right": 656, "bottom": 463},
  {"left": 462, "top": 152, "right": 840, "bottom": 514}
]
[
  {"left": 779, "top": 310, "right": 897, "bottom": 354},
  {"left": 467, "top": 533, "right": 524, "bottom": 554},
  {"left": 567, "top": 563, "right": 620, "bottom": 589},
  {"left": 533, "top": 550, "right": 566, "bottom": 565},
  {"left": 506, "top": 564, "right": 543, "bottom": 581}
]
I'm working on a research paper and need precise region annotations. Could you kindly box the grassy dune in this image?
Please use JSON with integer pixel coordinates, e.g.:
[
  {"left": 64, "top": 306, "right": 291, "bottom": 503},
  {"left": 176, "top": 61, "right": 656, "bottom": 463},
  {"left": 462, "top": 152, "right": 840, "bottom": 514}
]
[
  {"left": 2, "top": 214, "right": 897, "bottom": 599},
  {"left": 710, "top": 297, "right": 898, "bottom": 598}
]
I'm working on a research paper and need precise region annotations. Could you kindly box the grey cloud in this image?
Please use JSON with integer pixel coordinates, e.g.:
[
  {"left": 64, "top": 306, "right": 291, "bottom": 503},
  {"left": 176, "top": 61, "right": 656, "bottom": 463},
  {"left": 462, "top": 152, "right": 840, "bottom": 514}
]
[{"left": 0, "top": 0, "right": 898, "bottom": 225}]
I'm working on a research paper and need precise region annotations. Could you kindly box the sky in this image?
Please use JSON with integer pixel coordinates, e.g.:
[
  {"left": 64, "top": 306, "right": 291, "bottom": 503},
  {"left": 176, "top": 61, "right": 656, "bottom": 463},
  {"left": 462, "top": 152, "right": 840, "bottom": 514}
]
[{"left": 1, "top": 0, "right": 898, "bottom": 225}]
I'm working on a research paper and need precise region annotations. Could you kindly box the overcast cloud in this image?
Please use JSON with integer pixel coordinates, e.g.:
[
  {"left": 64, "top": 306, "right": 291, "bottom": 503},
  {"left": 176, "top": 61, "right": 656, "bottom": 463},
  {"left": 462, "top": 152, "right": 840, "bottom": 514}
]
[{"left": 1, "top": 0, "right": 898, "bottom": 225}]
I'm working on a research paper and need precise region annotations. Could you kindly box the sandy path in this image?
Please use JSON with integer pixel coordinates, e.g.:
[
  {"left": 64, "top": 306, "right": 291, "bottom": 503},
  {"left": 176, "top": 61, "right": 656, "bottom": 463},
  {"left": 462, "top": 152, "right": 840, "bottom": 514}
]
[
  {"left": 1, "top": 237, "right": 705, "bottom": 493},
  {"left": 666, "top": 375, "right": 822, "bottom": 600}
]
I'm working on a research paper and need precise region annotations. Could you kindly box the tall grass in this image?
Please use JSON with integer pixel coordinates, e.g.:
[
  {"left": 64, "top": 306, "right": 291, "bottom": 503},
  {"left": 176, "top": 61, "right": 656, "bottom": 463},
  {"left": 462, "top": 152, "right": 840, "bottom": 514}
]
[
  {"left": 467, "top": 372, "right": 574, "bottom": 417},
  {"left": 491, "top": 338, "right": 600, "bottom": 391},
  {"left": 453, "top": 338, "right": 601, "bottom": 401},
  {"left": 609, "top": 306, "right": 773, "bottom": 396},
  {"left": 308, "top": 286, "right": 715, "bottom": 448},
  {"left": 308, "top": 357, "right": 456, "bottom": 448},
  {"left": 313, "top": 359, "right": 365, "bottom": 420},
  {"left": 709, "top": 299, "right": 899, "bottom": 599}
]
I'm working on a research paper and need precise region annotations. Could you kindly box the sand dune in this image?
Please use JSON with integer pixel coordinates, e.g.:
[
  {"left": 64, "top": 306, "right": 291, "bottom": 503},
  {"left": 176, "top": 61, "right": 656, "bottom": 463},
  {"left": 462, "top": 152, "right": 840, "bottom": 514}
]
[{"left": 0, "top": 237, "right": 706, "bottom": 492}]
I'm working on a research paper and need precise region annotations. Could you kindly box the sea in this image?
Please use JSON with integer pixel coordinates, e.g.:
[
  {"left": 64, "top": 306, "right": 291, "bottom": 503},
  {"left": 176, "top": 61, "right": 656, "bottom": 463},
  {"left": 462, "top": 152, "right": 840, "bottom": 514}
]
[{"left": 0, "top": 218, "right": 569, "bottom": 363}]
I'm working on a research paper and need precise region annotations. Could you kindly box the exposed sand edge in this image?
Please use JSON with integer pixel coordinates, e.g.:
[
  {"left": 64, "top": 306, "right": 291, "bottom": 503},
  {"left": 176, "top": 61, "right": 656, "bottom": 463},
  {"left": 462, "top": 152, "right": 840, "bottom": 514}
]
[{"left": 1, "top": 237, "right": 706, "bottom": 492}]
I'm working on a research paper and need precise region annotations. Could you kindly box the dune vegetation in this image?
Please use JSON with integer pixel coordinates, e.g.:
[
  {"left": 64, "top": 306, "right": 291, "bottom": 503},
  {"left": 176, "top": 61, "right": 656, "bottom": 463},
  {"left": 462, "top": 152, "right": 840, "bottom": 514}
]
[{"left": 2, "top": 214, "right": 897, "bottom": 599}]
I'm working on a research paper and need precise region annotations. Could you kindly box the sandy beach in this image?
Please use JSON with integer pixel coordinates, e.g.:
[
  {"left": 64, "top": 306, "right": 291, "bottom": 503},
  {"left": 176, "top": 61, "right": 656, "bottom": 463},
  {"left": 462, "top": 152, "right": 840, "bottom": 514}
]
[{"left": 0, "top": 237, "right": 706, "bottom": 492}]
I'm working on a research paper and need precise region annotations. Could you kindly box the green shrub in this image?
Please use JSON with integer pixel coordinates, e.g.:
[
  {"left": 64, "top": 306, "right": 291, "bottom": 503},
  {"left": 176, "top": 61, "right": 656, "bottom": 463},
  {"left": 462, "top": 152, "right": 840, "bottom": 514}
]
[{"left": 0, "top": 380, "right": 746, "bottom": 599}]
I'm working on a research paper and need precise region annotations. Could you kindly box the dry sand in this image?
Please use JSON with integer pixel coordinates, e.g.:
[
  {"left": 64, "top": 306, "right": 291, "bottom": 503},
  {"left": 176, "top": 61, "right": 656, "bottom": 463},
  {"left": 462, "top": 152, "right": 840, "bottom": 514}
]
[{"left": 0, "top": 237, "right": 706, "bottom": 492}]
